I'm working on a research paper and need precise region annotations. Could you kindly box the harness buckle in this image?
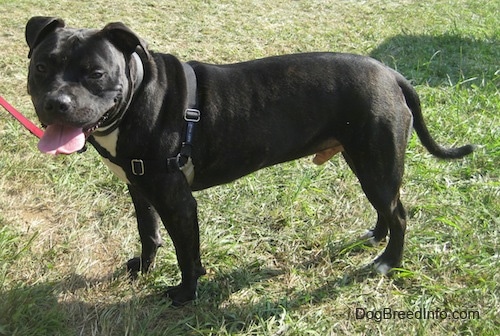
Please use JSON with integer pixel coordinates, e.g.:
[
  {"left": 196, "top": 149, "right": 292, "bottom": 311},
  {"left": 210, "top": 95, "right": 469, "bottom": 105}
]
[
  {"left": 184, "top": 108, "right": 200, "bottom": 122},
  {"left": 131, "top": 159, "right": 145, "bottom": 176}
]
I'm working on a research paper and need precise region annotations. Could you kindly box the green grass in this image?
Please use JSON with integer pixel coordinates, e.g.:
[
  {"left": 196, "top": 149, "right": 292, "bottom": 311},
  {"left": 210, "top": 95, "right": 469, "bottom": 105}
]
[{"left": 0, "top": 0, "right": 498, "bottom": 335}]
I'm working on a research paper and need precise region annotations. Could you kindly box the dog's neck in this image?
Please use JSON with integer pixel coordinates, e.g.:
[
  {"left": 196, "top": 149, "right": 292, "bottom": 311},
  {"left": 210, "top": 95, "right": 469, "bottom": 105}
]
[
  {"left": 87, "top": 53, "right": 144, "bottom": 183},
  {"left": 91, "top": 52, "right": 143, "bottom": 136}
]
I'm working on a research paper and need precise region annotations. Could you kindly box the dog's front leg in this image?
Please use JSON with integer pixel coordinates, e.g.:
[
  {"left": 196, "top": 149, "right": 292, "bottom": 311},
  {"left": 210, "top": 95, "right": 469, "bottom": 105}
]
[
  {"left": 142, "top": 177, "right": 206, "bottom": 305},
  {"left": 126, "top": 185, "right": 164, "bottom": 278},
  {"left": 163, "top": 194, "right": 206, "bottom": 305}
]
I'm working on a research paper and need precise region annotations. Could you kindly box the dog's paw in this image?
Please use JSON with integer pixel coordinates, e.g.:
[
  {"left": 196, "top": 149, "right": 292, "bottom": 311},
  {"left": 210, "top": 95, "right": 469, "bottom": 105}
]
[
  {"left": 126, "top": 257, "right": 141, "bottom": 279},
  {"left": 372, "top": 253, "right": 401, "bottom": 275},
  {"left": 165, "top": 284, "right": 198, "bottom": 307},
  {"left": 360, "top": 230, "right": 380, "bottom": 247},
  {"left": 373, "top": 260, "right": 392, "bottom": 275}
]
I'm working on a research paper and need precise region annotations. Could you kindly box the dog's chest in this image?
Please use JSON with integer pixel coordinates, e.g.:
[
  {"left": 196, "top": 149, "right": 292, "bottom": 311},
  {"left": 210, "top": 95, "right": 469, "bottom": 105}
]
[{"left": 92, "top": 129, "right": 130, "bottom": 184}]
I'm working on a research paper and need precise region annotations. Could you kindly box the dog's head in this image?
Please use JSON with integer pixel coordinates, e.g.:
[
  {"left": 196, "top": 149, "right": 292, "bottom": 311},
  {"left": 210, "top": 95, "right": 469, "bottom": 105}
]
[{"left": 26, "top": 16, "right": 147, "bottom": 154}]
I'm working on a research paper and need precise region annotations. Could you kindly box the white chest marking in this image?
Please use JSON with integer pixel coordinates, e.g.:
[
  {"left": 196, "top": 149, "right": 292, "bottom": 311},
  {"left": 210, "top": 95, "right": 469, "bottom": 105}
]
[{"left": 93, "top": 129, "right": 130, "bottom": 184}]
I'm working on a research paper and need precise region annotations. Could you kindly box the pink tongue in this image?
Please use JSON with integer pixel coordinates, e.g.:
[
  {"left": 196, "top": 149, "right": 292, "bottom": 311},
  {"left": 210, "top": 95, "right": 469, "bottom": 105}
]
[{"left": 38, "top": 125, "right": 86, "bottom": 155}]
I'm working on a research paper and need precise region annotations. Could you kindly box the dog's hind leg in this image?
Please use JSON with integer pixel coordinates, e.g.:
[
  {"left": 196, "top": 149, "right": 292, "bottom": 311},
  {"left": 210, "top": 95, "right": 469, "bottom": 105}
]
[
  {"left": 342, "top": 152, "right": 389, "bottom": 246},
  {"left": 342, "top": 123, "right": 409, "bottom": 274},
  {"left": 350, "top": 155, "right": 407, "bottom": 273},
  {"left": 127, "top": 185, "right": 164, "bottom": 278}
]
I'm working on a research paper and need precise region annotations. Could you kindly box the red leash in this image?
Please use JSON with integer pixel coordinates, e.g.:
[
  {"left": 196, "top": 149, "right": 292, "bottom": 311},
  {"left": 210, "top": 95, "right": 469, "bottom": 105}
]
[{"left": 0, "top": 95, "right": 43, "bottom": 139}]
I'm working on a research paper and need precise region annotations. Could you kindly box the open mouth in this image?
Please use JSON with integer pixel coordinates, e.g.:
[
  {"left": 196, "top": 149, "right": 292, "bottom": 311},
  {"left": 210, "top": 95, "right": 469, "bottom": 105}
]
[
  {"left": 38, "top": 109, "right": 114, "bottom": 155},
  {"left": 83, "top": 109, "right": 112, "bottom": 135}
]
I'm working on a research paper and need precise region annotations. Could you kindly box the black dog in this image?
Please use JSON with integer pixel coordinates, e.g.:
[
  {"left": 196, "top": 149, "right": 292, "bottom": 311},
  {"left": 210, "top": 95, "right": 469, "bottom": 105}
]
[{"left": 25, "top": 16, "right": 474, "bottom": 305}]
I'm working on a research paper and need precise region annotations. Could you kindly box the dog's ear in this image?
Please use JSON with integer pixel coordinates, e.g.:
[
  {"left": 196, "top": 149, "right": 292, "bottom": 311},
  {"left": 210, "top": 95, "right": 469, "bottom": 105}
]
[
  {"left": 26, "top": 16, "right": 65, "bottom": 58},
  {"left": 101, "top": 22, "right": 149, "bottom": 57}
]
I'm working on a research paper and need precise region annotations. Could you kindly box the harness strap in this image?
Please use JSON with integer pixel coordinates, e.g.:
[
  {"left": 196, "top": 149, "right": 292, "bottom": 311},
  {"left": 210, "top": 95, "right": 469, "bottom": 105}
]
[
  {"left": 183, "top": 63, "right": 198, "bottom": 112},
  {"left": 177, "top": 63, "right": 200, "bottom": 170}
]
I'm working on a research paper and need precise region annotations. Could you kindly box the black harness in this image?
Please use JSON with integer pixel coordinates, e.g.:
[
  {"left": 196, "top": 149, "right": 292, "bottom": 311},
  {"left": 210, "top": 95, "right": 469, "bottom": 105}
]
[{"left": 90, "top": 62, "right": 200, "bottom": 182}]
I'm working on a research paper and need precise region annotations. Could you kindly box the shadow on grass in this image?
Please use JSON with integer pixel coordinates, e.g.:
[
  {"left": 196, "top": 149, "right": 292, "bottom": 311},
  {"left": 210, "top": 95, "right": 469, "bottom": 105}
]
[
  {"left": 0, "top": 258, "right": 375, "bottom": 335},
  {"left": 369, "top": 33, "right": 498, "bottom": 86},
  {"left": 0, "top": 275, "right": 87, "bottom": 336}
]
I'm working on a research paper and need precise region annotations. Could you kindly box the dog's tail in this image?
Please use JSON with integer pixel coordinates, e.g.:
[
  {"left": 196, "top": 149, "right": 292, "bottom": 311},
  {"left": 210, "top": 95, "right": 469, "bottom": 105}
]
[{"left": 397, "top": 74, "right": 475, "bottom": 159}]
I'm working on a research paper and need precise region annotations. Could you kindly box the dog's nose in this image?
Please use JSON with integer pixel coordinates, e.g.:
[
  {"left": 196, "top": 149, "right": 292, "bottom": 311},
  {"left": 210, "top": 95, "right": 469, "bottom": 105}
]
[{"left": 44, "top": 94, "right": 72, "bottom": 114}]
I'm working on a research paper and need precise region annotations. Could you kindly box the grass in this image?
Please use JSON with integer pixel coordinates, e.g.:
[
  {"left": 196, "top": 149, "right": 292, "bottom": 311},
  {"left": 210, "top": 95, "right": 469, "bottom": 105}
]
[{"left": 0, "top": 0, "right": 498, "bottom": 335}]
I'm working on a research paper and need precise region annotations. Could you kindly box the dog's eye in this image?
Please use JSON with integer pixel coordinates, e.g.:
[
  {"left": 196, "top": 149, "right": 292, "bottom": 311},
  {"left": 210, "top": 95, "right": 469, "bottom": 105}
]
[
  {"left": 88, "top": 70, "right": 105, "bottom": 79},
  {"left": 35, "top": 64, "right": 47, "bottom": 73}
]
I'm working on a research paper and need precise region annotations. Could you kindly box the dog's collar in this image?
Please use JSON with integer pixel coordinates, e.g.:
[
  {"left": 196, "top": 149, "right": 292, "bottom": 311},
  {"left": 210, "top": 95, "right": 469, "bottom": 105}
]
[{"left": 132, "top": 52, "right": 144, "bottom": 90}]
